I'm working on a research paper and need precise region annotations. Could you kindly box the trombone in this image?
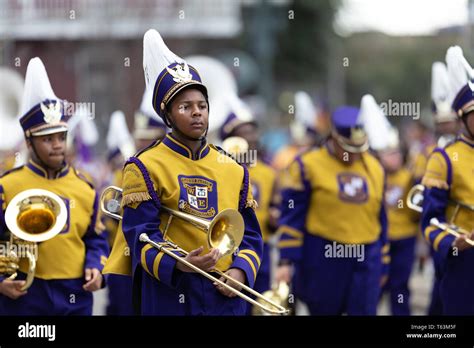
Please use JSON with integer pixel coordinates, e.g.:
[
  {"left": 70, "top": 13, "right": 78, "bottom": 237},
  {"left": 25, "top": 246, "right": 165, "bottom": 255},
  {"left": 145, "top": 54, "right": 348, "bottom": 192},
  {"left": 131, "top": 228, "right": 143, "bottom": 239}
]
[
  {"left": 0, "top": 189, "right": 67, "bottom": 290},
  {"left": 406, "top": 184, "right": 474, "bottom": 245},
  {"left": 101, "top": 186, "right": 289, "bottom": 315}
]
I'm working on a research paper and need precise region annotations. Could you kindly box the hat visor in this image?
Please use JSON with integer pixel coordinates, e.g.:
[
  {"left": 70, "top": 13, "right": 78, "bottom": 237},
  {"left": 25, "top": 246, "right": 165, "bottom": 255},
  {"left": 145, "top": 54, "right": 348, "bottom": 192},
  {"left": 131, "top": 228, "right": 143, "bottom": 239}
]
[
  {"left": 459, "top": 102, "right": 474, "bottom": 117},
  {"left": 30, "top": 126, "right": 68, "bottom": 137},
  {"left": 434, "top": 113, "right": 458, "bottom": 123},
  {"left": 333, "top": 133, "right": 369, "bottom": 153},
  {"left": 167, "top": 82, "right": 208, "bottom": 107}
]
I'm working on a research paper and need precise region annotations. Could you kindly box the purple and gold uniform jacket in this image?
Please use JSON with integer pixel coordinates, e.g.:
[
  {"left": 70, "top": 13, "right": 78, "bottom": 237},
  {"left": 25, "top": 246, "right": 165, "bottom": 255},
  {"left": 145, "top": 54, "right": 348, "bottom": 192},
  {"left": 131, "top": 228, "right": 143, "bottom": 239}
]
[
  {"left": 105, "top": 134, "right": 263, "bottom": 300},
  {"left": 0, "top": 160, "right": 108, "bottom": 281}
]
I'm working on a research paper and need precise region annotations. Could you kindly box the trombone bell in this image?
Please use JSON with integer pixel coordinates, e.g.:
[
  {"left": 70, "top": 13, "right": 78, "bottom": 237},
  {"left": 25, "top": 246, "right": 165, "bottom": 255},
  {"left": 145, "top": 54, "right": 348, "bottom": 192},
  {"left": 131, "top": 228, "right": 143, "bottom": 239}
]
[{"left": 208, "top": 209, "right": 244, "bottom": 256}]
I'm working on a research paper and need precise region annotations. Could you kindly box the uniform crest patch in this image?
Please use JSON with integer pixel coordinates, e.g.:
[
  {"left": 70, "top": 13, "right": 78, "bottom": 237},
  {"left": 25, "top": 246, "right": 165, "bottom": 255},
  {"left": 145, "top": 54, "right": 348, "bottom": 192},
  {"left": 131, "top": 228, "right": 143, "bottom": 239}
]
[
  {"left": 178, "top": 175, "right": 217, "bottom": 219},
  {"left": 337, "top": 173, "right": 368, "bottom": 203}
]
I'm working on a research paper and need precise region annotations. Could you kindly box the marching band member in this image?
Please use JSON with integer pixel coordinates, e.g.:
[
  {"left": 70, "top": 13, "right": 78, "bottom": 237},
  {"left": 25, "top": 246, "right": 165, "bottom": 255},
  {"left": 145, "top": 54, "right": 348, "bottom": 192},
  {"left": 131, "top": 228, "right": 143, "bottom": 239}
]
[
  {"left": 105, "top": 29, "right": 263, "bottom": 315},
  {"left": 362, "top": 95, "right": 418, "bottom": 315},
  {"left": 423, "top": 61, "right": 461, "bottom": 315},
  {"left": 275, "top": 101, "right": 388, "bottom": 315},
  {"left": 220, "top": 104, "right": 279, "bottom": 314},
  {"left": 0, "top": 58, "right": 109, "bottom": 315},
  {"left": 104, "top": 110, "right": 136, "bottom": 316},
  {"left": 421, "top": 46, "right": 474, "bottom": 315}
]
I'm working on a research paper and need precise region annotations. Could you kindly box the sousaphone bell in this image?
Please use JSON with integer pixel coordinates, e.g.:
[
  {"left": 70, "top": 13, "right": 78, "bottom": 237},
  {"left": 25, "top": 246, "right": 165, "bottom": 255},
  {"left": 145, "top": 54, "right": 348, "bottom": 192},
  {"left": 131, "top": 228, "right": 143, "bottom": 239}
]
[{"left": 0, "top": 189, "right": 67, "bottom": 290}]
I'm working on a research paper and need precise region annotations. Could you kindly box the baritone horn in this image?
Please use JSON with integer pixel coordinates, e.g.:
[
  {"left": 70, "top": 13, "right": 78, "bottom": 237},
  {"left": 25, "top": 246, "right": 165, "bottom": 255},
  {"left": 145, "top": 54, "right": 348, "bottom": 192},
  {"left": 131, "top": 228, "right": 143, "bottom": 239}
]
[
  {"left": 0, "top": 189, "right": 67, "bottom": 290},
  {"left": 100, "top": 185, "right": 289, "bottom": 315},
  {"left": 406, "top": 184, "right": 474, "bottom": 245}
]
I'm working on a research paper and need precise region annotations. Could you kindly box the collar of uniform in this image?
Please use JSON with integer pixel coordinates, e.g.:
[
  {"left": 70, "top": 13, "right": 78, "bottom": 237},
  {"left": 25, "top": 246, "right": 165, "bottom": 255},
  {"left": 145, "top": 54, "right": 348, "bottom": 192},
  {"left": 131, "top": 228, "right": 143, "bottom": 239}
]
[
  {"left": 27, "top": 160, "right": 70, "bottom": 179},
  {"left": 162, "top": 133, "right": 210, "bottom": 160},
  {"left": 459, "top": 133, "right": 474, "bottom": 147},
  {"left": 325, "top": 139, "right": 365, "bottom": 164}
]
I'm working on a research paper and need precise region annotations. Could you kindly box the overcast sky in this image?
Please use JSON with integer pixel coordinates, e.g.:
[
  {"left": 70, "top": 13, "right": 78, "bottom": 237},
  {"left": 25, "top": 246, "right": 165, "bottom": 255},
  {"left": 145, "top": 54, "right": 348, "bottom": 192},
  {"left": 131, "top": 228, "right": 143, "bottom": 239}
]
[{"left": 335, "top": 0, "right": 470, "bottom": 36}]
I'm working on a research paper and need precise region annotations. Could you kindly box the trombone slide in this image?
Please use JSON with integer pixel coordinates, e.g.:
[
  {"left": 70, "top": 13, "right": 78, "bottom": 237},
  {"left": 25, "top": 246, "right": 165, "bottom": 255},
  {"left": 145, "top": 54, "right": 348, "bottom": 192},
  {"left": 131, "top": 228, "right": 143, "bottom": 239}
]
[{"left": 430, "top": 218, "right": 474, "bottom": 246}]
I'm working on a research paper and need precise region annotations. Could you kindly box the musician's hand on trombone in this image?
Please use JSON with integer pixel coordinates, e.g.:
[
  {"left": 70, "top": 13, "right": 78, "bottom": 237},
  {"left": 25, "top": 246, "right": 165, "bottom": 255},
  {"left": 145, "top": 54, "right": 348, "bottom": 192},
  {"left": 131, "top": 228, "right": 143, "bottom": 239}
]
[
  {"left": 214, "top": 268, "right": 246, "bottom": 297},
  {"left": 451, "top": 231, "right": 474, "bottom": 252},
  {"left": 0, "top": 279, "right": 27, "bottom": 299},
  {"left": 176, "top": 246, "right": 221, "bottom": 273}
]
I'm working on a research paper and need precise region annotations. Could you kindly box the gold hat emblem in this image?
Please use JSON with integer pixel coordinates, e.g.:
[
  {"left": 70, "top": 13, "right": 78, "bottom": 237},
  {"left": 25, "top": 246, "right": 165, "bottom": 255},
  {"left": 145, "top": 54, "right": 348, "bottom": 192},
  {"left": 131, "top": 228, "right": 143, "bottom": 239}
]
[
  {"left": 40, "top": 101, "right": 62, "bottom": 125},
  {"left": 351, "top": 127, "right": 366, "bottom": 142},
  {"left": 166, "top": 63, "right": 192, "bottom": 83}
]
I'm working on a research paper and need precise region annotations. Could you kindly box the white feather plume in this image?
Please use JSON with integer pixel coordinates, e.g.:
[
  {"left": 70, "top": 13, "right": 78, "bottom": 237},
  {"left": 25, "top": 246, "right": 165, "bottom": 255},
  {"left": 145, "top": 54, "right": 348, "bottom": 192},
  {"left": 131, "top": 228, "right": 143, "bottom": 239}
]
[
  {"left": 139, "top": 87, "right": 160, "bottom": 121},
  {"left": 185, "top": 55, "right": 238, "bottom": 134},
  {"left": 66, "top": 107, "right": 82, "bottom": 150},
  {"left": 20, "top": 57, "right": 59, "bottom": 116},
  {"left": 227, "top": 94, "right": 254, "bottom": 122},
  {"left": 143, "top": 29, "right": 184, "bottom": 91},
  {"left": 445, "top": 46, "right": 474, "bottom": 105},
  {"left": 79, "top": 110, "right": 99, "bottom": 146},
  {"left": 294, "top": 91, "right": 318, "bottom": 128},
  {"left": 107, "top": 110, "right": 135, "bottom": 158},
  {"left": 360, "top": 94, "right": 395, "bottom": 151},
  {"left": 431, "top": 62, "right": 451, "bottom": 105},
  {"left": 0, "top": 67, "right": 24, "bottom": 150},
  {"left": 66, "top": 105, "right": 98, "bottom": 151}
]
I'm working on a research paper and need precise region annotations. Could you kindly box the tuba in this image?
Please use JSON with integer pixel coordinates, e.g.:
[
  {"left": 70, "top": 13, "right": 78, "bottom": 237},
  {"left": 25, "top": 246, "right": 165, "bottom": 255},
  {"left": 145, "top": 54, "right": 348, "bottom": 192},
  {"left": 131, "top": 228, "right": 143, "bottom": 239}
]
[
  {"left": 0, "top": 189, "right": 68, "bottom": 290},
  {"left": 406, "top": 184, "right": 474, "bottom": 246},
  {"left": 101, "top": 186, "right": 289, "bottom": 315}
]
